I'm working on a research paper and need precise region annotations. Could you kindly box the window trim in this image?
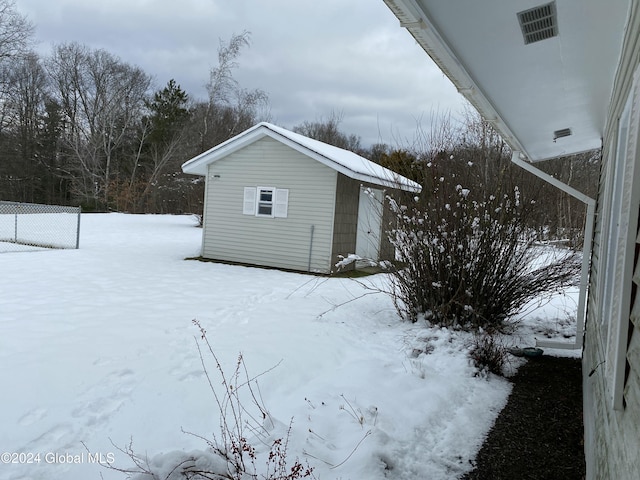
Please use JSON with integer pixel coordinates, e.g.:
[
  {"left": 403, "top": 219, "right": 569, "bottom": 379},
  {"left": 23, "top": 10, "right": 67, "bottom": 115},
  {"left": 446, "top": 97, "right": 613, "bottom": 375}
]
[
  {"left": 608, "top": 66, "right": 640, "bottom": 410},
  {"left": 256, "top": 186, "right": 275, "bottom": 217},
  {"left": 601, "top": 92, "right": 631, "bottom": 341},
  {"left": 242, "top": 186, "right": 289, "bottom": 219}
]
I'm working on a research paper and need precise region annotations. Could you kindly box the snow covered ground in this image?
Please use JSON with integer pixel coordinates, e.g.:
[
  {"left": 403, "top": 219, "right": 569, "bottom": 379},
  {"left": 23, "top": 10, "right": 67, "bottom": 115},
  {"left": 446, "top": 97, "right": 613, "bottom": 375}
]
[{"left": 0, "top": 214, "right": 579, "bottom": 480}]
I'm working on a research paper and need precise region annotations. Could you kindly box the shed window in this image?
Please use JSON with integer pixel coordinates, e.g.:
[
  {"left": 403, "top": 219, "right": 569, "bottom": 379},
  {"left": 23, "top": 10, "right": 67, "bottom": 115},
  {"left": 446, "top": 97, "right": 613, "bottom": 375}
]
[
  {"left": 258, "top": 188, "right": 274, "bottom": 216},
  {"left": 243, "top": 186, "right": 288, "bottom": 218}
]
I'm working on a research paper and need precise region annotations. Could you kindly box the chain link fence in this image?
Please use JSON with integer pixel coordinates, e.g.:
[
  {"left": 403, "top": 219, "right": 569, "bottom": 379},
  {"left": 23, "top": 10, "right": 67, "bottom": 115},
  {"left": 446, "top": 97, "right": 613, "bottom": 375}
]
[{"left": 0, "top": 201, "right": 81, "bottom": 251}]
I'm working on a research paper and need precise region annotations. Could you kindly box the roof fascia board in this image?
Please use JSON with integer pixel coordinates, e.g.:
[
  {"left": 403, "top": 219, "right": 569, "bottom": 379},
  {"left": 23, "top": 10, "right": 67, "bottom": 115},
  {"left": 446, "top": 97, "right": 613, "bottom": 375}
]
[
  {"left": 183, "top": 124, "right": 421, "bottom": 192},
  {"left": 181, "top": 124, "right": 267, "bottom": 175},
  {"left": 265, "top": 128, "right": 421, "bottom": 192},
  {"left": 385, "top": 0, "right": 531, "bottom": 158},
  {"left": 264, "top": 128, "right": 381, "bottom": 181}
]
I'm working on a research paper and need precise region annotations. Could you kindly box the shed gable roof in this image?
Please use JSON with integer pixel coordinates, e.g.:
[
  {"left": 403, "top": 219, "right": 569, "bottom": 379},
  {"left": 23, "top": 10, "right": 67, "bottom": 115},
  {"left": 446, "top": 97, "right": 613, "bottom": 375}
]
[{"left": 181, "top": 122, "right": 422, "bottom": 192}]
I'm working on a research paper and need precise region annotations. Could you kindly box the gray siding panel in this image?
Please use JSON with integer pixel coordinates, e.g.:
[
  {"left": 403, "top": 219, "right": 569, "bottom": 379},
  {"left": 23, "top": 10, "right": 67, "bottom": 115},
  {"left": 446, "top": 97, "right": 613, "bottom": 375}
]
[
  {"left": 202, "top": 136, "right": 337, "bottom": 273},
  {"left": 585, "top": 4, "right": 640, "bottom": 479},
  {"left": 625, "top": 326, "right": 640, "bottom": 410}
]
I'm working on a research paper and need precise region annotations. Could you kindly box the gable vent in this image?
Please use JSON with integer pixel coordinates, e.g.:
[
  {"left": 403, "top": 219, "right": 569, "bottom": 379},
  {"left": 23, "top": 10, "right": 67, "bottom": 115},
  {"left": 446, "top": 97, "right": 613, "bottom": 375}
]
[
  {"left": 553, "top": 128, "right": 572, "bottom": 141},
  {"left": 517, "top": 2, "right": 558, "bottom": 45}
]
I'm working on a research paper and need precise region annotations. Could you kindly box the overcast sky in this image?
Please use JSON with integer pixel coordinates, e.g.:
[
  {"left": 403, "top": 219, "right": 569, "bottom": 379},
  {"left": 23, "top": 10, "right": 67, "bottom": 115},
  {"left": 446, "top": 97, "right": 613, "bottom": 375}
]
[{"left": 16, "top": 0, "right": 467, "bottom": 148}]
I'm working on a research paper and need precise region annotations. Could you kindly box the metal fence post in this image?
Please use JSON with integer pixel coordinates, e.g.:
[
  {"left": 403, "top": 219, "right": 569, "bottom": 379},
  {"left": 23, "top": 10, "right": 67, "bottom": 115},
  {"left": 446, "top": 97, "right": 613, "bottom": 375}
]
[
  {"left": 75, "top": 206, "right": 81, "bottom": 249},
  {"left": 14, "top": 205, "right": 18, "bottom": 242}
]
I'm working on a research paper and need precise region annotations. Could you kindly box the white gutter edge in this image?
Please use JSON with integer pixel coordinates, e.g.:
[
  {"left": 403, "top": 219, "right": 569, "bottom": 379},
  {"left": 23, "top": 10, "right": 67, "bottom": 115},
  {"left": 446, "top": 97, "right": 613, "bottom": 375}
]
[
  {"left": 511, "top": 151, "right": 595, "bottom": 206},
  {"left": 511, "top": 151, "right": 594, "bottom": 350},
  {"left": 385, "top": 0, "right": 529, "bottom": 156}
]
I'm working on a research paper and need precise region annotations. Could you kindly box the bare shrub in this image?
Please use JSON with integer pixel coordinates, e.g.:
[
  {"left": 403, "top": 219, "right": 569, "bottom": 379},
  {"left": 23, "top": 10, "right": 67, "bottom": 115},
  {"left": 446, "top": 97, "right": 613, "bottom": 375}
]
[
  {"left": 469, "top": 332, "right": 509, "bottom": 376},
  {"left": 385, "top": 164, "right": 580, "bottom": 330},
  {"left": 101, "top": 320, "right": 314, "bottom": 480}
]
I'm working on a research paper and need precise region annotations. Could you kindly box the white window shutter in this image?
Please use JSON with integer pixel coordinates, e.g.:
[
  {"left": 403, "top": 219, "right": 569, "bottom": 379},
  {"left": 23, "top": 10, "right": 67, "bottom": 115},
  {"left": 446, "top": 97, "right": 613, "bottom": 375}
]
[
  {"left": 274, "top": 189, "right": 289, "bottom": 218},
  {"left": 243, "top": 187, "right": 257, "bottom": 215}
]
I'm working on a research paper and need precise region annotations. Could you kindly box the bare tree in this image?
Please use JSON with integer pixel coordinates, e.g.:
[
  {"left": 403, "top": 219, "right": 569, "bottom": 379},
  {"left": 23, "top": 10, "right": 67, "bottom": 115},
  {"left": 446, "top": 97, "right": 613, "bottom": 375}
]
[
  {"left": 0, "top": 0, "right": 34, "bottom": 135},
  {"left": 46, "top": 42, "right": 152, "bottom": 209},
  {"left": 0, "top": 52, "right": 47, "bottom": 201},
  {"left": 293, "top": 110, "right": 362, "bottom": 153},
  {"left": 532, "top": 149, "right": 600, "bottom": 246},
  {"left": 0, "top": 0, "right": 33, "bottom": 62},
  {"left": 457, "top": 107, "right": 509, "bottom": 194},
  {"left": 198, "top": 31, "right": 269, "bottom": 151}
]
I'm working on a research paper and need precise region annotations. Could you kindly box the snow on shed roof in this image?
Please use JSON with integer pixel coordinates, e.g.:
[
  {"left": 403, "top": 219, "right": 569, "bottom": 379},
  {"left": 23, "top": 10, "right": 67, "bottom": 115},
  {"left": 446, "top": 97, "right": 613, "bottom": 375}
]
[{"left": 181, "top": 122, "right": 422, "bottom": 192}]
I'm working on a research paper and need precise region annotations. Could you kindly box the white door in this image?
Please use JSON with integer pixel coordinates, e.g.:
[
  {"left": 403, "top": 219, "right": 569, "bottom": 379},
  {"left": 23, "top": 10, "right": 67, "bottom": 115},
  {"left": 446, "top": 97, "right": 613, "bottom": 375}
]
[{"left": 355, "top": 187, "right": 383, "bottom": 261}]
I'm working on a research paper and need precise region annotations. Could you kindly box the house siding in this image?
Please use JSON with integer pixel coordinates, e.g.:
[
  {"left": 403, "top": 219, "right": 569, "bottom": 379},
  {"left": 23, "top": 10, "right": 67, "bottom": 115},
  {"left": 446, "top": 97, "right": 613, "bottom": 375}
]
[
  {"left": 585, "top": 3, "right": 640, "bottom": 479},
  {"left": 202, "top": 136, "right": 337, "bottom": 273}
]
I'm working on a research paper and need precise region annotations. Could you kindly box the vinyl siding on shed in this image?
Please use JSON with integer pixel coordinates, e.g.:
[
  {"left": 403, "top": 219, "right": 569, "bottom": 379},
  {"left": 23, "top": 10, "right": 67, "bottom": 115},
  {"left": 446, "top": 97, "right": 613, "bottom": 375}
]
[{"left": 202, "top": 136, "right": 337, "bottom": 273}]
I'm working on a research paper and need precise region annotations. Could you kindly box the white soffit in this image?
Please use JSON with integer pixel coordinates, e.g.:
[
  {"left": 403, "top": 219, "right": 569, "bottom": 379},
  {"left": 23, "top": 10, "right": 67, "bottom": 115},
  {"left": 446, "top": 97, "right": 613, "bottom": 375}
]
[{"left": 384, "top": 0, "right": 630, "bottom": 161}]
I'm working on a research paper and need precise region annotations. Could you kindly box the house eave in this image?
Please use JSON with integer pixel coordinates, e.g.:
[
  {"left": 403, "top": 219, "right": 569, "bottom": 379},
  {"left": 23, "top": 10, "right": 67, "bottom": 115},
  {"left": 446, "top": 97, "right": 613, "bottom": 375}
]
[
  {"left": 383, "top": 0, "right": 529, "bottom": 157},
  {"left": 383, "top": 0, "right": 629, "bottom": 162}
]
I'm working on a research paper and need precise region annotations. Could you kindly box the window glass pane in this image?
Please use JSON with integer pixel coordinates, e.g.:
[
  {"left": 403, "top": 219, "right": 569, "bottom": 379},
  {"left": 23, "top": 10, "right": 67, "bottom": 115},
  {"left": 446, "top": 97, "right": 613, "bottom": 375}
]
[
  {"left": 260, "top": 190, "right": 273, "bottom": 202},
  {"left": 258, "top": 204, "right": 272, "bottom": 215}
]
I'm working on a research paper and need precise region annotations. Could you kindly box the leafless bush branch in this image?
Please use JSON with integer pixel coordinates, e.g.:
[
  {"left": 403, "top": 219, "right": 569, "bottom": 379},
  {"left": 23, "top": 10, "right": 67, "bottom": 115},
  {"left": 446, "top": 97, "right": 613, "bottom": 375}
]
[
  {"left": 99, "top": 320, "right": 314, "bottom": 480},
  {"left": 384, "top": 175, "right": 580, "bottom": 331}
]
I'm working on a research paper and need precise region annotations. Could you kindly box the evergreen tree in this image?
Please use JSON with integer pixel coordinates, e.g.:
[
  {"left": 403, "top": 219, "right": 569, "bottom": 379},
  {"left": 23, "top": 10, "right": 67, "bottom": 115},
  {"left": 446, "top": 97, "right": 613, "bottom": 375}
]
[{"left": 146, "top": 78, "right": 189, "bottom": 146}]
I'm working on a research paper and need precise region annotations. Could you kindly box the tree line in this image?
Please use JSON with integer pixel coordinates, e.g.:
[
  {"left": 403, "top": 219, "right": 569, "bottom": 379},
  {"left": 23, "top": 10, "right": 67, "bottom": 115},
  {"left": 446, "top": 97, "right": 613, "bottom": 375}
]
[
  {"left": 368, "top": 109, "right": 600, "bottom": 247},
  {"left": 0, "top": 0, "right": 598, "bottom": 245},
  {"left": 0, "top": 2, "right": 269, "bottom": 212}
]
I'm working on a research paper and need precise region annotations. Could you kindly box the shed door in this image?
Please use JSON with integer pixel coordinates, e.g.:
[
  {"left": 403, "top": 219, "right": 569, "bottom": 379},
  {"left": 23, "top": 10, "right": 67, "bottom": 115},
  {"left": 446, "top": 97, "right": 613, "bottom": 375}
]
[{"left": 355, "top": 187, "right": 383, "bottom": 261}]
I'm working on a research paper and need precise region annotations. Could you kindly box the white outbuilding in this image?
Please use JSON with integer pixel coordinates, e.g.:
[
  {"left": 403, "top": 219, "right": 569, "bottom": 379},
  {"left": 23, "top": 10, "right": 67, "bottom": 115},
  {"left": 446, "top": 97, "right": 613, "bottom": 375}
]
[{"left": 182, "top": 122, "right": 421, "bottom": 274}]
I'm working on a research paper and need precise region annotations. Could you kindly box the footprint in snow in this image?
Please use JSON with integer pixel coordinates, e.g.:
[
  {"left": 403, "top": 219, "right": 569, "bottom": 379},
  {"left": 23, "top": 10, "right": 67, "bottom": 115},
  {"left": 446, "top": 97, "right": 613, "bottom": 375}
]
[
  {"left": 106, "top": 368, "right": 135, "bottom": 381},
  {"left": 17, "top": 407, "right": 47, "bottom": 426},
  {"left": 92, "top": 357, "right": 112, "bottom": 367},
  {"left": 178, "top": 370, "right": 204, "bottom": 382},
  {"left": 71, "top": 368, "right": 137, "bottom": 427},
  {"left": 73, "top": 396, "right": 128, "bottom": 427},
  {"left": 25, "top": 422, "right": 75, "bottom": 449}
]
